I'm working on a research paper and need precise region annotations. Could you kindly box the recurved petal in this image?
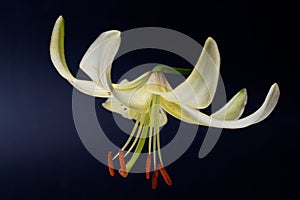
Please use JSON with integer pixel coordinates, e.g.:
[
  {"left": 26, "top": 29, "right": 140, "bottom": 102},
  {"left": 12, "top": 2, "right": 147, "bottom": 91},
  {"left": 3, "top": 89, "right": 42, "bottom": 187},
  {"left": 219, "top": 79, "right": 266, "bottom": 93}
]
[
  {"left": 144, "top": 71, "right": 173, "bottom": 94},
  {"left": 149, "top": 104, "right": 168, "bottom": 127},
  {"left": 112, "top": 72, "right": 152, "bottom": 91},
  {"left": 112, "top": 87, "right": 153, "bottom": 112},
  {"left": 102, "top": 79, "right": 139, "bottom": 119},
  {"left": 160, "top": 37, "right": 220, "bottom": 109},
  {"left": 72, "top": 79, "right": 111, "bottom": 97},
  {"left": 102, "top": 99, "right": 139, "bottom": 119},
  {"left": 211, "top": 88, "right": 247, "bottom": 120},
  {"left": 160, "top": 83, "right": 279, "bottom": 129},
  {"left": 50, "top": 16, "right": 73, "bottom": 81},
  {"left": 80, "top": 30, "right": 121, "bottom": 88},
  {"left": 158, "top": 108, "right": 168, "bottom": 127},
  {"left": 106, "top": 72, "right": 171, "bottom": 112},
  {"left": 50, "top": 16, "right": 111, "bottom": 98}
]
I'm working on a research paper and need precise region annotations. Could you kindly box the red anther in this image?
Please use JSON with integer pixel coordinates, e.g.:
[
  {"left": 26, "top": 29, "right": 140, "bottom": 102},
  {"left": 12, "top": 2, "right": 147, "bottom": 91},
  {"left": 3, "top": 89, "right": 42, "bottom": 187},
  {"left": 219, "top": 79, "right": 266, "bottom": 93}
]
[
  {"left": 157, "top": 164, "right": 172, "bottom": 186},
  {"left": 107, "top": 152, "right": 114, "bottom": 176},
  {"left": 118, "top": 150, "right": 126, "bottom": 171},
  {"left": 118, "top": 169, "right": 128, "bottom": 178},
  {"left": 151, "top": 169, "right": 159, "bottom": 190},
  {"left": 146, "top": 154, "right": 151, "bottom": 179},
  {"left": 118, "top": 150, "right": 127, "bottom": 178}
]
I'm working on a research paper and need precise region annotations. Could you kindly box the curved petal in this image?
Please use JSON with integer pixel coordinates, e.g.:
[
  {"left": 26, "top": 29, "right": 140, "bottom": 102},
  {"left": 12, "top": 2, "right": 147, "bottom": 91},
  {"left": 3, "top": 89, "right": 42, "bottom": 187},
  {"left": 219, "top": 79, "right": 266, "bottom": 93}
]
[
  {"left": 102, "top": 99, "right": 139, "bottom": 119},
  {"left": 157, "top": 108, "right": 168, "bottom": 127},
  {"left": 211, "top": 88, "right": 247, "bottom": 120},
  {"left": 144, "top": 71, "right": 173, "bottom": 93},
  {"left": 72, "top": 79, "right": 111, "bottom": 97},
  {"left": 50, "top": 16, "right": 111, "bottom": 97},
  {"left": 149, "top": 103, "right": 168, "bottom": 127},
  {"left": 102, "top": 99, "right": 167, "bottom": 127},
  {"left": 113, "top": 87, "right": 154, "bottom": 112},
  {"left": 112, "top": 72, "right": 152, "bottom": 91},
  {"left": 79, "top": 30, "right": 121, "bottom": 89},
  {"left": 102, "top": 79, "right": 138, "bottom": 119},
  {"left": 50, "top": 16, "right": 73, "bottom": 81},
  {"left": 160, "top": 83, "right": 279, "bottom": 129},
  {"left": 106, "top": 72, "right": 171, "bottom": 112},
  {"left": 160, "top": 37, "right": 220, "bottom": 109}
]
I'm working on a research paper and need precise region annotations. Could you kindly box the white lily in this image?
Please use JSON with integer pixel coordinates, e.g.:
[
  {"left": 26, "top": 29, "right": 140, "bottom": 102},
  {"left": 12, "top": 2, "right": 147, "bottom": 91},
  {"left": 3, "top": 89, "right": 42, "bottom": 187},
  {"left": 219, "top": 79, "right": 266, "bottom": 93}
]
[{"left": 50, "top": 16, "right": 280, "bottom": 189}]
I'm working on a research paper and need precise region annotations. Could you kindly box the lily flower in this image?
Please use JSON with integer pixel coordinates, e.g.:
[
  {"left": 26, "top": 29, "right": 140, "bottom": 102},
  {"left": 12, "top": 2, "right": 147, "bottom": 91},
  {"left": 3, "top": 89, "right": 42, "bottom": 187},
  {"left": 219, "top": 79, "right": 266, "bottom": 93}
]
[{"left": 50, "top": 16, "right": 280, "bottom": 189}]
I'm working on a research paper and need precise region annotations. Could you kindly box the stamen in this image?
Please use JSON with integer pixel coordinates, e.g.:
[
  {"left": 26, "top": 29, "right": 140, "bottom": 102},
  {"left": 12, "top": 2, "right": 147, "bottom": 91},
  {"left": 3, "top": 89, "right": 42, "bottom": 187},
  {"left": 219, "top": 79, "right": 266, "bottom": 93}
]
[
  {"left": 157, "top": 164, "right": 172, "bottom": 186},
  {"left": 156, "top": 128, "right": 164, "bottom": 166},
  {"left": 113, "top": 115, "right": 141, "bottom": 160},
  {"left": 107, "top": 151, "right": 114, "bottom": 176},
  {"left": 118, "top": 150, "right": 128, "bottom": 178},
  {"left": 118, "top": 169, "right": 128, "bottom": 178},
  {"left": 153, "top": 128, "right": 157, "bottom": 169},
  {"left": 121, "top": 115, "right": 140, "bottom": 151},
  {"left": 151, "top": 95, "right": 160, "bottom": 169},
  {"left": 124, "top": 124, "right": 149, "bottom": 174},
  {"left": 146, "top": 154, "right": 151, "bottom": 179},
  {"left": 148, "top": 127, "right": 153, "bottom": 156},
  {"left": 124, "top": 115, "right": 145, "bottom": 157},
  {"left": 151, "top": 168, "right": 159, "bottom": 190}
]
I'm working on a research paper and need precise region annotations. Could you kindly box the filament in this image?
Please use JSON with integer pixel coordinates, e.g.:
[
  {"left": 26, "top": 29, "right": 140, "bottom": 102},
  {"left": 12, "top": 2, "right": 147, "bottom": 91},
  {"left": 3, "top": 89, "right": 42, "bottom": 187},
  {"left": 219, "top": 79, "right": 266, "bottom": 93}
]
[
  {"left": 153, "top": 126, "right": 157, "bottom": 169},
  {"left": 113, "top": 115, "right": 141, "bottom": 160},
  {"left": 148, "top": 127, "right": 153, "bottom": 155},
  {"left": 156, "top": 129, "right": 163, "bottom": 166},
  {"left": 124, "top": 114, "right": 145, "bottom": 157}
]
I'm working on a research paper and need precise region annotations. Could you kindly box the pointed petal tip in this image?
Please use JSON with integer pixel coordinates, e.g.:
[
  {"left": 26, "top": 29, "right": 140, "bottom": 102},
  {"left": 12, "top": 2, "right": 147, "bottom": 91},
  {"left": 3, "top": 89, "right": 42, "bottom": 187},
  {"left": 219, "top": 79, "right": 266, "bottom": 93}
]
[
  {"left": 273, "top": 82, "right": 279, "bottom": 89},
  {"left": 270, "top": 82, "right": 280, "bottom": 93},
  {"left": 240, "top": 88, "right": 247, "bottom": 94},
  {"left": 207, "top": 36, "right": 215, "bottom": 42},
  {"left": 272, "top": 82, "right": 280, "bottom": 97},
  {"left": 205, "top": 37, "right": 217, "bottom": 45},
  {"left": 55, "top": 16, "right": 64, "bottom": 24},
  {"left": 104, "top": 30, "right": 121, "bottom": 38}
]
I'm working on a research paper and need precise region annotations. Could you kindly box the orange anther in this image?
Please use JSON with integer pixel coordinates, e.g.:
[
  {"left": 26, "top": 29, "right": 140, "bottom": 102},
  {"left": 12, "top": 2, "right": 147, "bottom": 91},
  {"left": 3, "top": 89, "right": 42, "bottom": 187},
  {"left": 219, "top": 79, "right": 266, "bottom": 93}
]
[
  {"left": 157, "top": 164, "right": 172, "bottom": 186},
  {"left": 152, "top": 169, "right": 159, "bottom": 190},
  {"left": 107, "top": 151, "right": 114, "bottom": 176},
  {"left": 146, "top": 154, "right": 151, "bottom": 179},
  {"left": 118, "top": 150, "right": 127, "bottom": 177},
  {"left": 118, "top": 169, "right": 128, "bottom": 178}
]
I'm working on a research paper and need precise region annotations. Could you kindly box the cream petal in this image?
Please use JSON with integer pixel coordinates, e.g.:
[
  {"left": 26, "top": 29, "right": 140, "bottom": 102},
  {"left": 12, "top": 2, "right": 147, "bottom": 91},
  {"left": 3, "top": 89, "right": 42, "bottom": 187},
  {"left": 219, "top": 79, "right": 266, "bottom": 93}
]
[
  {"left": 160, "top": 83, "right": 279, "bottom": 129},
  {"left": 79, "top": 30, "right": 121, "bottom": 89},
  {"left": 102, "top": 79, "right": 138, "bottom": 119},
  {"left": 211, "top": 88, "right": 247, "bottom": 120},
  {"left": 50, "top": 16, "right": 111, "bottom": 98},
  {"left": 112, "top": 72, "right": 152, "bottom": 91},
  {"left": 105, "top": 78, "right": 168, "bottom": 125},
  {"left": 149, "top": 104, "right": 168, "bottom": 127},
  {"left": 102, "top": 100, "right": 138, "bottom": 119},
  {"left": 102, "top": 99, "right": 167, "bottom": 127},
  {"left": 106, "top": 72, "right": 170, "bottom": 112},
  {"left": 113, "top": 87, "right": 153, "bottom": 112},
  {"left": 72, "top": 79, "right": 111, "bottom": 97},
  {"left": 144, "top": 71, "right": 173, "bottom": 93},
  {"left": 160, "top": 37, "right": 220, "bottom": 109},
  {"left": 158, "top": 108, "right": 168, "bottom": 127},
  {"left": 50, "top": 16, "right": 73, "bottom": 81}
]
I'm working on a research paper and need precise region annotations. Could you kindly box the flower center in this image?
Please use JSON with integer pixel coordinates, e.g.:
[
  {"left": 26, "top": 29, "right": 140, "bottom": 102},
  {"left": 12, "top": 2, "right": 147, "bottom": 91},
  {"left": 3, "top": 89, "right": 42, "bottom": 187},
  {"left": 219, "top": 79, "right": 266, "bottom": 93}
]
[{"left": 107, "top": 94, "right": 172, "bottom": 189}]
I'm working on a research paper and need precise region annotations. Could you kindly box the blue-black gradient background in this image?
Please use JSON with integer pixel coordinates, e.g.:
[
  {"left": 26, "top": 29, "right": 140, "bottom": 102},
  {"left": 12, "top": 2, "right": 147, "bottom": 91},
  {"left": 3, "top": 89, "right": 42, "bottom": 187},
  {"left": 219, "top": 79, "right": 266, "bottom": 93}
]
[{"left": 0, "top": 0, "right": 298, "bottom": 199}]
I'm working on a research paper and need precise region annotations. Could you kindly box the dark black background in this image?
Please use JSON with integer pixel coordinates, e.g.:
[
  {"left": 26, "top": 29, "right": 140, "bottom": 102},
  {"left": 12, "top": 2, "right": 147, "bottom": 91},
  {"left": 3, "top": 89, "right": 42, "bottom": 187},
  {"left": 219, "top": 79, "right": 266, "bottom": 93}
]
[{"left": 0, "top": 0, "right": 298, "bottom": 199}]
